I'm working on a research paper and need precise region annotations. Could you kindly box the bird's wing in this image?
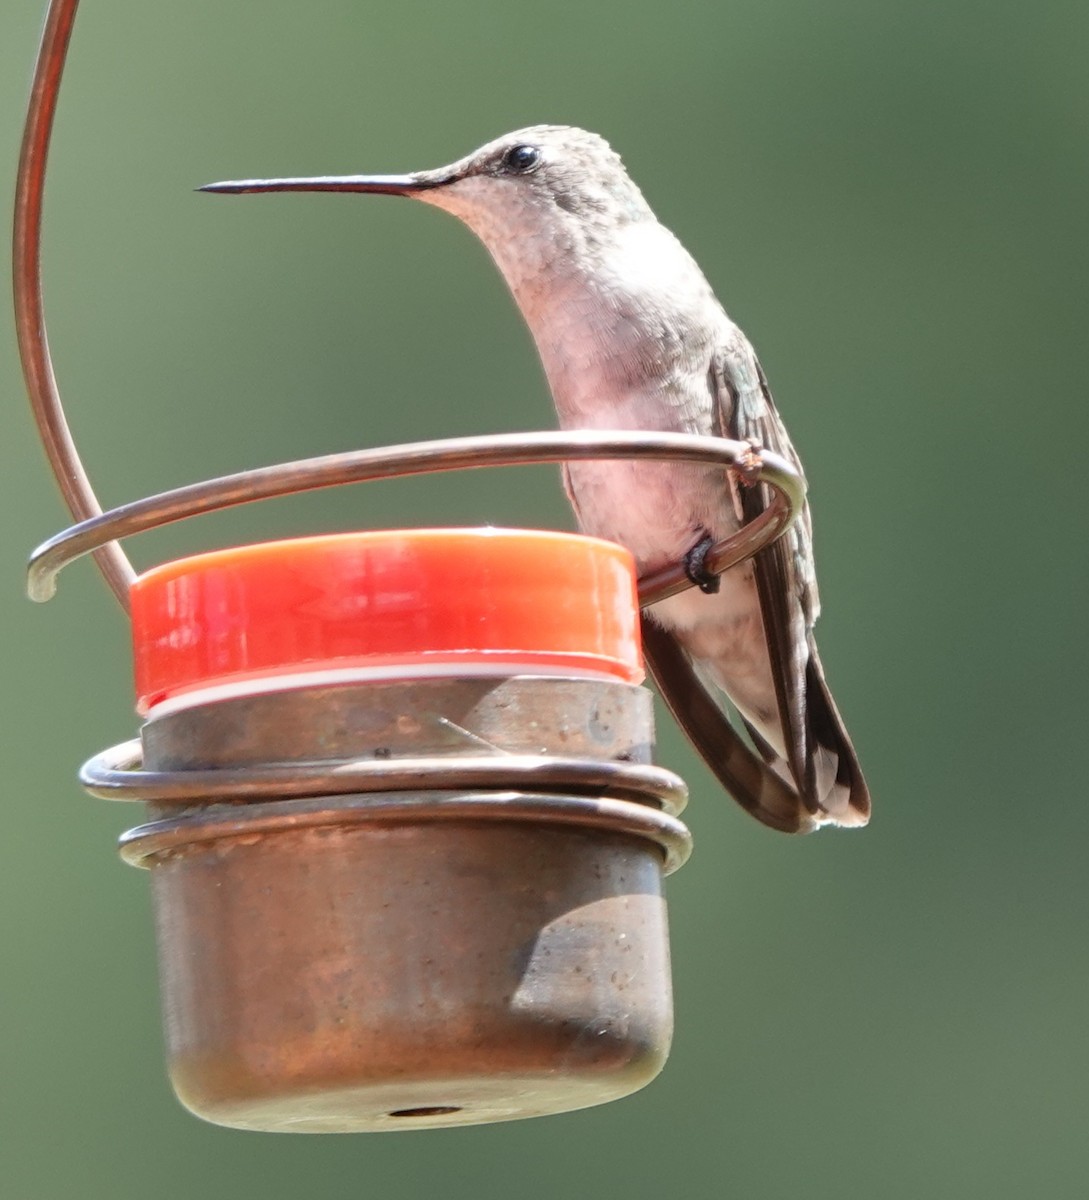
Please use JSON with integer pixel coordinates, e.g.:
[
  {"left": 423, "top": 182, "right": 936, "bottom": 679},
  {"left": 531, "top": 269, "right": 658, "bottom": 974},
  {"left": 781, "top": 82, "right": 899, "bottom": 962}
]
[
  {"left": 636, "top": 331, "right": 824, "bottom": 833},
  {"left": 712, "top": 332, "right": 814, "bottom": 796},
  {"left": 712, "top": 331, "right": 870, "bottom": 826}
]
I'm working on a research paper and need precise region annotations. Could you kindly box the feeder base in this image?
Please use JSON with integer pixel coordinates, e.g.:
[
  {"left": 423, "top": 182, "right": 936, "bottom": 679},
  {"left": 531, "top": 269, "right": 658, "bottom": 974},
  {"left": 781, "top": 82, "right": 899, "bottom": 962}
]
[{"left": 124, "top": 792, "right": 687, "bottom": 1132}]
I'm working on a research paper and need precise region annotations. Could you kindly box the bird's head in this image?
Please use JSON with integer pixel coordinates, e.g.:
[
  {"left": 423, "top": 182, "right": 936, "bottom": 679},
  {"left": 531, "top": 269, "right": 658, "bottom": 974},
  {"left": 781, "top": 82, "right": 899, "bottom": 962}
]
[{"left": 201, "top": 126, "right": 655, "bottom": 253}]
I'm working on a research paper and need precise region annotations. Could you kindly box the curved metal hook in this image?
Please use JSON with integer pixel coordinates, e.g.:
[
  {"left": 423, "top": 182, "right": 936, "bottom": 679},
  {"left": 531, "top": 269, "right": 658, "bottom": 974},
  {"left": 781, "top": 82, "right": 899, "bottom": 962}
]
[{"left": 13, "top": 0, "right": 136, "bottom": 608}]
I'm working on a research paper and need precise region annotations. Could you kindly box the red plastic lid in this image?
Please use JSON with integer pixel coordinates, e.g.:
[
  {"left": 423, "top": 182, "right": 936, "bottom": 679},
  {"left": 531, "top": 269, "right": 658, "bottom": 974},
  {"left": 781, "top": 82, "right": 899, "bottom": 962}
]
[{"left": 130, "top": 529, "right": 643, "bottom": 714}]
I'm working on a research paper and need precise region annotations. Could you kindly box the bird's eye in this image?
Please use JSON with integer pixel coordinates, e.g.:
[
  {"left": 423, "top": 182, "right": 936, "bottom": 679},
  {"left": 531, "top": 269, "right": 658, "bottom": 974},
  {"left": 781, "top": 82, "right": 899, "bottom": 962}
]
[{"left": 502, "top": 144, "right": 541, "bottom": 174}]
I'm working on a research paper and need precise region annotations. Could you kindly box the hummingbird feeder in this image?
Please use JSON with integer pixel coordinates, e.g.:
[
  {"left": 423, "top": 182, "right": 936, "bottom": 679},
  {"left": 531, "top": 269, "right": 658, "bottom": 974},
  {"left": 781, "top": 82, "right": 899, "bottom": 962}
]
[{"left": 14, "top": 0, "right": 805, "bottom": 1132}]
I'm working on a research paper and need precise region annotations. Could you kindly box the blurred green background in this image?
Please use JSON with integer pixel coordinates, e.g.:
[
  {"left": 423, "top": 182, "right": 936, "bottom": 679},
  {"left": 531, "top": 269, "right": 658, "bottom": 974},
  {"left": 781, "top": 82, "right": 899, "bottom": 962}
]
[{"left": 2, "top": 0, "right": 1086, "bottom": 1196}]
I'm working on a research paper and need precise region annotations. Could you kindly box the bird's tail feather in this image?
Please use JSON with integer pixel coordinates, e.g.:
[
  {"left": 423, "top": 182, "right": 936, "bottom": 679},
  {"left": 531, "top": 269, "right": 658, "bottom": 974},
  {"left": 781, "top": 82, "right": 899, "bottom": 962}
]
[
  {"left": 640, "top": 617, "right": 869, "bottom": 832},
  {"left": 799, "top": 640, "right": 870, "bottom": 826}
]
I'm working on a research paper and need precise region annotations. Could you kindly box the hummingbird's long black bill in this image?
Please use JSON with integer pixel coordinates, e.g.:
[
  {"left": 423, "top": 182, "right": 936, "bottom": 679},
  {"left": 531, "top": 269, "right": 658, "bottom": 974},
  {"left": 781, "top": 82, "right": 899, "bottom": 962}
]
[{"left": 198, "top": 173, "right": 448, "bottom": 196}]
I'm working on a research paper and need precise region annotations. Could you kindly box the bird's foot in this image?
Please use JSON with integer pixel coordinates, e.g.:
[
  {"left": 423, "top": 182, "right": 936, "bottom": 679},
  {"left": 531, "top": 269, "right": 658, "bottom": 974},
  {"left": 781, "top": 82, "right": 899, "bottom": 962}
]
[{"left": 684, "top": 533, "right": 721, "bottom": 594}]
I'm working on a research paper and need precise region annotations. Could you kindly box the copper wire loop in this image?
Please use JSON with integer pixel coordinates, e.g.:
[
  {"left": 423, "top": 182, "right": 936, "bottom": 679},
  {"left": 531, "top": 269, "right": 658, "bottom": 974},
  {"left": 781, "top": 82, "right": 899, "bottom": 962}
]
[
  {"left": 82, "top": 740, "right": 690, "bottom": 816},
  {"left": 117, "top": 792, "right": 694, "bottom": 876},
  {"left": 27, "top": 429, "right": 805, "bottom": 607}
]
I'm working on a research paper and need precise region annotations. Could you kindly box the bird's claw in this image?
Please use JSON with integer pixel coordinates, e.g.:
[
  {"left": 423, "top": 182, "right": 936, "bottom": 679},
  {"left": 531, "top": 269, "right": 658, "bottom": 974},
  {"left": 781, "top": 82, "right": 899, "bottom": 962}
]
[{"left": 684, "top": 533, "right": 721, "bottom": 594}]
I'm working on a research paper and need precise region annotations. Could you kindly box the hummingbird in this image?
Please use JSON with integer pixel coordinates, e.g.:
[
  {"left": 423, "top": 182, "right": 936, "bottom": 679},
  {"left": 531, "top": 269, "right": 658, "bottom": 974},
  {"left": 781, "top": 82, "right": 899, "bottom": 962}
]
[{"left": 202, "top": 125, "right": 870, "bottom": 833}]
